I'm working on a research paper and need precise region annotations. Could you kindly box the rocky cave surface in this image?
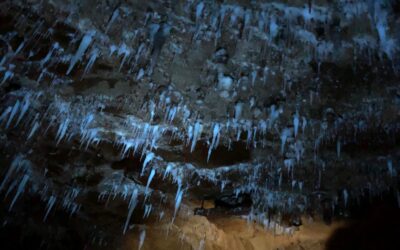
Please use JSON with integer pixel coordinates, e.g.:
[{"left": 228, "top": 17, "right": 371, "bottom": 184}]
[{"left": 0, "top": 0, "right": 400, "bottom": 249}]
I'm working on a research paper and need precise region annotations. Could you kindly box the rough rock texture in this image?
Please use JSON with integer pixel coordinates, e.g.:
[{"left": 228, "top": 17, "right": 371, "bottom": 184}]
[{"left": 0, "top": 0, "right": 399, "bottom": 249}]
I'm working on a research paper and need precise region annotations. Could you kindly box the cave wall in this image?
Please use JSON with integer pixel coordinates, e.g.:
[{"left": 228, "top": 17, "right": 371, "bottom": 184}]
[{"left": 0, "top": 0, "right": 399, "bottom": 249}]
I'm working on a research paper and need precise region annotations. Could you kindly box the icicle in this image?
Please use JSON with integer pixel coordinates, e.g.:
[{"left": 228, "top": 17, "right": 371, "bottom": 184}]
[
  {"left": 159, "top": 211, "right": 165, "bottom": 221},
  {"left": 280, "top": 128, "right": 291, "bottom": 155},
  {"left": 109, "top": 45, "right": 118, "bottom": 56},
  {"left": 269, "top": 105, "right": 281, "bottom": 127},
  {"left": 196, "top": 2, "right": 205, "bottom": 24},
  {"left": 251, "top": 70, "right": 257, "bottom": 86},
  {"left": 15, "top": 95, "right": 30, "bottom": 127},
  {"left": 149, "top": 24, "right": 161, "bottom": 46},
  {"left": 144, "top": 169, "right": 156, "bottom": 199},
  {"left": 245, "top": 123, "right": 252, "bottom": 147},
  {"left": 294, "top": 140, "right": 304, "bottom": 163},
  {"left": 207, "top": 123, "right": 220, "bottom": 162},
  {"left": 0, "top": 106, "right": 12, "bottom": 125},
  {"left": 163, "top": 163, "right": 173, "bottom": 180},
  {"left": 55, "top": 118, "right": 70, "bottom": 145},
  {"left": 387, "top": 159, "right": 394, "bottom": 177},
  {"left": 14, "top": 40, "right": 25, "bottom": 56},
  {"left": 284, "top": 159, "right": 295, "bottom": 174},
  {"left": 136, "top": 68, "right": 145, "bottom": 81},
  {"left": 118, "top": 43, "right": 131, "bottom": 71},
  {"left": 337, "top": 139, "right": 341, "bottom": 159},
  {"left": 343, "top": 189, "right": 349, "bottom": 208},
  {"left": 43, "top": 195, "right": 56, "bottom": 222},
  {"left": 293, "top": 112, "right": 299, "bottom": 137},
  {"left": 67, "top": 31, "right": 95, "bottom": 75},
  {"left": 40, "top": 42, "right": 59, "bottom": 68},
  {"left": 167, "top": 106, "right": 177, "bottom": 124},
  {"left": 143, "top": 204, "right": 152, "bottom": 219},
  {"left": 105, "top": 8, "right": 120, "bottom": 34},
  {"left": 135, "top": 43, "right": 146, "bottom": 65},
  {"left": 173, "top": 181, "right": 184, "bottom": 222},
  {"left": 269, "top": 16, "right": 279, "bottom": 39},
  {"left": 138, "top": 229, "right": 146, "bottom": 250},
  {"left": 5, "top": 100, "right": 20, "bottom": 129},
  {"left": 123, "top": 189, "right": 138, "bottom": 234},
  {"left": 141, "top": 152, "right": 155, "bottom": 176},
  {"left": 1, "top": 68, "right": 14, "bottom": 85},
  {"left": 302, "top": 117, "right": 307, "bottom": 133},
  {"left": 262, "top": 67, "right": 269, "bottom": 85},
  {"left": 83, "top": 48, "right": 99, "bottom": 76},
  {"left": 27, "top": 120, "right": 40, "bottom": 140},
  {"left": 9, "top": 174, "right": 29, "bottom": 211},
  {"left": 190, "top": 121, "right": 203, "bottom": 152}
]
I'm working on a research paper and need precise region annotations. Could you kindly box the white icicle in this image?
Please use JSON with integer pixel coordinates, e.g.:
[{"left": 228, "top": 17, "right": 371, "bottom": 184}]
[
  {"left": 293, "top": 112, "right": 299, "bottom": 137},
  {"left": 138, "top": 229, "right": 146, "bottom": 250},
  {"left": 1, "top": 69, "right": 14, "bottom": 85},
  {"left": 251, "top": 70, "right": 257, "bottom": 86},
  {"left": 207, "top": 123, "right": 220, "bottom": 162},
  {"left": 387, "top": 159, "right": 394, "bottom": 177},
  {"left": 9, "top": 174, "right": 29, "bottom": 211},
  {"left": 40, "top": 42, "right": 59, "bottom": 68},
  {"left": 196, "top": 2, "right": 205, "bottom": 24},
  {"left": 294, "top": 140, "right": 304, "bottom": 163},
  {"left": 109, "top": 45, "right": 118, "bottom": 56},
  {"left": 163, "top": 163, "right": 173, "bottom": 180},
  {"left": 190, "top": 121, "right": 203, "bottom": 152},
  {"left": 43, "top": 195, "right": 56, "bottom": 222},
  {"left": 105, "top": 8, "right": 120, "bottom": 34},
  {"left": 118, "top": 43, "right": 131, "bottom": 71},
  {"left": 15, "top": 95, "right": 30, "bottom": 127},
  {"left": 83, "top": 48, "right": 99, "bottom": 76},
  {"left": 144, "top": 169, "right": 156, "bottom": 199},
  {"left": 136, "top": 68, "right": 145, "bottom": 81},
  {"left": 280, "top": 128, "right": 291, "bottom": 155},
  {"left": 0, "top": 106, "right": 12, "bottom": 125},
  {"left": 343, "top": 189, "right": 349, "bottom": 208},
  {"left": 56, "top": 118, "right": 70, "bottom": 145},
  {"left": 67, "top": 31, "right": 95, "bottom": 75},
  {"left": 302, "top": 116, "right": 307, "bottom": 133},
  {"left": 123, "top": 189, "right": 138, "bottom": 234},
  {"left": 143, "top": 204, "right": 152, "bottom": 219},
  {"left": 6, "top": 100, "right": 20, "bottom": 129},
  {"left": 173, "top": 181, "right": 184, "bottom": 222},
  {"left": 27, "top": 120, "right": 40, "bottom": 140},
  {"left": 142, "top": 152, "right": 155, "bottom": 176}
]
